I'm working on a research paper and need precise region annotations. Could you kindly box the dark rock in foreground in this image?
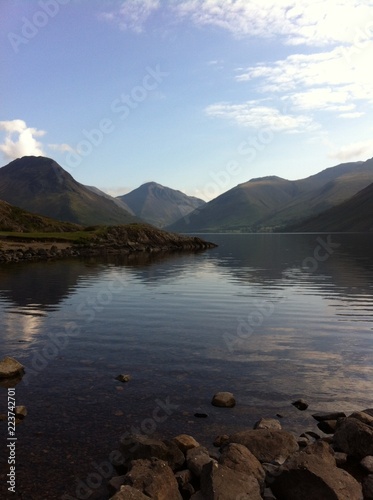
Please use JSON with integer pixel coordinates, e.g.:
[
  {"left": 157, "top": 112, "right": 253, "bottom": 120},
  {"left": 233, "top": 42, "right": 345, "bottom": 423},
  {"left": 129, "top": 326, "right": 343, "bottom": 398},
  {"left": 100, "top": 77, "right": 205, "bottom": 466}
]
[{"left": 101, "top": 407, "right": 373, "bottom": 499}]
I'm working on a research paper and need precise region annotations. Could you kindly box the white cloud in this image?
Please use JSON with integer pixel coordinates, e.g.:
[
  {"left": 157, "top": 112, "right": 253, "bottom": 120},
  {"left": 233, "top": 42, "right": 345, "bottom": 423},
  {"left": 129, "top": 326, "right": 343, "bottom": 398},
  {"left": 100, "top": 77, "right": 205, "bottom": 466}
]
[
  {"left": 99, "top": 0, "right": 160, "bottom": 33},
  {"left": 233, "top": 42, "right": 373, "bottom": 124},
  {"left": 173, "top": 0, "right": 373, "bottom": 46},
  {"left": 328, "top": 139, "right": 373, "bottom": 162},
  {"left": 0, "top": 120, "right": 45, "bottom": 161},
  {"left": 205, "top": 101, "right": 318, "bottom": 133}
]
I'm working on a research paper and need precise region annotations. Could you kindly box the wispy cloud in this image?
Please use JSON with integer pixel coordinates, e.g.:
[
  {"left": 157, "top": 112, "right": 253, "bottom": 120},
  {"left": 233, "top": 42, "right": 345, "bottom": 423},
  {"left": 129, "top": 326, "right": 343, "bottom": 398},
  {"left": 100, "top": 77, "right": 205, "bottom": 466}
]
[
  {"left": 99, "top": 0, "right": 160, "bottom": 33},
  {"left": 205, "top": 101, "right": 318, "bottom": 133},
  {"left": 328, "top": 139, "right": 373, "bottom": 162},
  {"left": 173, "top": 0, "right": 373, "bottom": 46},
  {"left": 0, "top": 120, "right": 45, "bottom": 161}
]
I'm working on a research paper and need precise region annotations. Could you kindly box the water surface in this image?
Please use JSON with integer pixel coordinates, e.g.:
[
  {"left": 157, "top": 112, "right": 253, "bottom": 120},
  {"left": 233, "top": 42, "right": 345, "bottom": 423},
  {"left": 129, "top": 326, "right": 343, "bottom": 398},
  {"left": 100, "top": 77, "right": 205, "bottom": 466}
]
[{"left": 1, "top": 233, "right": 373, "bottom": 498}]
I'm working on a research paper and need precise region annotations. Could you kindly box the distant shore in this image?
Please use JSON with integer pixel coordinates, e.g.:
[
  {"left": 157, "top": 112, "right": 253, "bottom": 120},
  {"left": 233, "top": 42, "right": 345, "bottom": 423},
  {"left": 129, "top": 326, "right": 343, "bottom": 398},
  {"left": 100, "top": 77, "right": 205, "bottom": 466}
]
[{"left": 0, "top": 224, "right": 217, "bottom": 263}]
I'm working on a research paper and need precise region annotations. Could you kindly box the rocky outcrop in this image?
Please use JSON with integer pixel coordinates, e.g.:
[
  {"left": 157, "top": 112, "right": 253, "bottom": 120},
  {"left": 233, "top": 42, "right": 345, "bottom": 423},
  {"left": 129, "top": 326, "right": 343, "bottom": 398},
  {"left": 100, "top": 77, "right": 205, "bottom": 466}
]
[{"left": 0, "top": 225, "right": 217, "bottom": 263}]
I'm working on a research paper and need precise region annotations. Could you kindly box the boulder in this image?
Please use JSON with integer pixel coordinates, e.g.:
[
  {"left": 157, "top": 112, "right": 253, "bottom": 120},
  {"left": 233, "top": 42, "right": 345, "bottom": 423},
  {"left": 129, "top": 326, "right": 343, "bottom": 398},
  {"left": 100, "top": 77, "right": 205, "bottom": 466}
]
[
  {"left": 292, "top": 399, "right": 309, "bottom": 411},
  {"left": 316, "top": 420, "right": 338, "bottom": 434},
  {"left": 272, "top": 441, "right": 363, "bottom": 500},
  {"left": 218, "top": 443, "right": 265, "bottom": 489},
  {"left": 0, "top": 357, "right": 25, "bottom": 379},
  {"left": 363, "top": 475, "right": 373, "bottom": 500},
  {"left": 333, "top": 417, "right": 373, "bottom": 459},
  {"left": 200, "top": 461, "right": 262, "bottom": 500},
  {"left": 123, "top": 458, "right": 182, "bottom": 500},
  {"left": 228, "top": 429, "right": 299, "bottom": 463},
  {"left": 312, "top": 411, "right": 346, "bottom": 422},
  {"left": 211, "top": 392, "right": 236, "bottom": 408},
  {"left": 174, "top": 469, "right": 193, "bottom": 488},
  {"left": 361, "top": 456, "right": 373, "bottom": 473},
  {"left": 110, "top": 484, "right": 157, "bottom": 499},
  {"left": 186, "top": 446, "right": 215, "bottom": 478},
  {"left": 348, "top": 411, "right": 373, "bottom": 427},
  {"left": 254, "top": 418, "right": 282, "bottom": 431},
  {"left": 172, "top": 434, "right": 200, "bottom": 454},
  {"left": 119, "top": 434, "right": 185, "bottom": 470}
]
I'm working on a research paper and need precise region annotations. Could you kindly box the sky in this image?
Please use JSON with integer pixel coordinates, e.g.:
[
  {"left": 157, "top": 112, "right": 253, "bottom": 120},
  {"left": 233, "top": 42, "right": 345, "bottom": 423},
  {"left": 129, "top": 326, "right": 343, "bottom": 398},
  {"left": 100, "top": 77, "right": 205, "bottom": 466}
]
[{"left": 1, "top": 0, "right": 373, "bottom": 201}]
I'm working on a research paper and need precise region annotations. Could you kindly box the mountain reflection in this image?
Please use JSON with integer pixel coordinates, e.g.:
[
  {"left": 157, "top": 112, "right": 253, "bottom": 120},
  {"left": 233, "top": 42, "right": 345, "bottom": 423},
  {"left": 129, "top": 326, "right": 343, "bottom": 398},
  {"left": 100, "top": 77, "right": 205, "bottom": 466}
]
[
  {"left": 203, "top": 233, "right": 373, "bottom": 299},
  {"left": 0, "top": 234, "right": 372, "bottom": 312}
]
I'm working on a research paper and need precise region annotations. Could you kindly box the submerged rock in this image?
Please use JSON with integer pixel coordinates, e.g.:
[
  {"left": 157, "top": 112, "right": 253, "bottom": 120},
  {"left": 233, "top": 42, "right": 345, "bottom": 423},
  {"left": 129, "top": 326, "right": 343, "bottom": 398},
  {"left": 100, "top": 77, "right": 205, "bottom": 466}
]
[
  {"left": 115, "top": 374, "right": 131, "bottom": 383},
  {"left": 292, "top": 399, "right": 309, "bottom": 411}
]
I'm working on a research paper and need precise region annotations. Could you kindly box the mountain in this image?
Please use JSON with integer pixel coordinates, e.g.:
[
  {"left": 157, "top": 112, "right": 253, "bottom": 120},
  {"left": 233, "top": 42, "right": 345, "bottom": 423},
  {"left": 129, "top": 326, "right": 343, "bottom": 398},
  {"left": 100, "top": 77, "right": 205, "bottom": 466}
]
[
  {"left": 284, "top": 182, "right": 373, "bottom": 232},
  {"left": 0, "top": 156, "right": 138, "bottom": 226},
  {"left": 117, "top": 182, "right": 205, "bottom": 228},
  {"left": 0, "top": 200, "right": 82, "bottom": 232},
  {"left": 168, "top": 158, "right": 373, "bottom": 232}
]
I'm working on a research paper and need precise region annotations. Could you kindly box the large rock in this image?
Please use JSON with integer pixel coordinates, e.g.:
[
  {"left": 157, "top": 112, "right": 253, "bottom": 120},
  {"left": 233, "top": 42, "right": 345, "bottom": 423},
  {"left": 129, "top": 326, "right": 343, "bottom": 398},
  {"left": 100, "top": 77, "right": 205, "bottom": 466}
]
[
  {"left": 186, "top": 446, "right": 215, "bottom": 478},
  {"left": 348, "top": 411, "right": 373, "bottom": 427},
  {"left": 312, "top": 411, "right": 346, "bottom": 422},
  {"left": 200, "top": 460, "right": 262, "bottom": 500},
  {"left": 333, "top": 417, "right": 373, "bottom": 459},
  {"left": 228, "top": 429, "right": 299, "bottom": 463},
  {"left": 119, "top": 434, "right": 185, "bottom": 470},
  {"left": 254, "top": 418, "right": 282, "bottom": 431},
  {"left": 272, "top": 441, "right": 363, "bottom": 500},
  {"left": 363, "top": 475, "right": 373, "bottom": 500},
  {"left": 110, "top": 485, "right": 149, "bottom": 499},
  {"left": 123, "top": 458, "right": 182, "bottom": 500},
  {"left": 211, "top": 392, "right": 236, "bottom": 408},
  {"left": 172, "top": 434, "right": 200, "bottom": 454},
  {"left": 218, "top": 443, "right": 265, "bottom": 489},
  {"left": 0, "top": 357, "right": 25, "bottom": 379}
]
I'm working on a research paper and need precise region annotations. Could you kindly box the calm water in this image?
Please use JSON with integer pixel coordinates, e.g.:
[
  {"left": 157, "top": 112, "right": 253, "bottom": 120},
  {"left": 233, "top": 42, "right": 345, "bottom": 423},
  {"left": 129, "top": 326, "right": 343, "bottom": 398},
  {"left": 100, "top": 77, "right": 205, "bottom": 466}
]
[{"left": 1, "top": 233, "right": 373, "bottom": 498}]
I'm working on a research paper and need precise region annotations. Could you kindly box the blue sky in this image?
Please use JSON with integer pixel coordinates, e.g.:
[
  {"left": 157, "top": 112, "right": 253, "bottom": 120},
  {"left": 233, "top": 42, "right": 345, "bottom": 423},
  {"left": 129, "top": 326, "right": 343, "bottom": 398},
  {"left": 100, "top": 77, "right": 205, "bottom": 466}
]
[{"left": 1, "top": 0, "right": 373, "bottom": 200}]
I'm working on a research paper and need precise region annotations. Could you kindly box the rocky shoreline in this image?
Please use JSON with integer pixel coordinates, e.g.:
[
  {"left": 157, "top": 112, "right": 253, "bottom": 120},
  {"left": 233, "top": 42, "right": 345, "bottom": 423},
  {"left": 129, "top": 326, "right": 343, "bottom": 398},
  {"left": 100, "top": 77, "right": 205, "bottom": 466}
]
[
  {"left": 0, "top": 225, "right": 217, "bottom": 263},
  {"left": 102, "top": 407, "right": 373, "bottom": 500},
  {"left": 1, "top": 359, "right": 373, "bottom": 498}
]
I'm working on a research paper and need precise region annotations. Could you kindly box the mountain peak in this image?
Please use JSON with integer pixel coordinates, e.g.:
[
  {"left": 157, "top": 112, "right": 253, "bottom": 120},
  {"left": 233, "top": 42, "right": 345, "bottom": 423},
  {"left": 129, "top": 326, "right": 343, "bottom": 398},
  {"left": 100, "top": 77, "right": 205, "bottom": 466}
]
[
  {"left": 118, "top": 183, "right": 205, "bottom": 227},
  {"left": 0, "top": 156, "right": 137, "bottom": 225}
]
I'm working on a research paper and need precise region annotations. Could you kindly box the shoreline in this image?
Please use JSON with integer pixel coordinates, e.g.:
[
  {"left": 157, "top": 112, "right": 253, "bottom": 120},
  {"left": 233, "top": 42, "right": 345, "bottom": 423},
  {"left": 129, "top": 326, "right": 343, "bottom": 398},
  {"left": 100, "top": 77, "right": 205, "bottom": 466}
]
[{"left": 0, "top": 226, "right": 217, "bottom": 263}]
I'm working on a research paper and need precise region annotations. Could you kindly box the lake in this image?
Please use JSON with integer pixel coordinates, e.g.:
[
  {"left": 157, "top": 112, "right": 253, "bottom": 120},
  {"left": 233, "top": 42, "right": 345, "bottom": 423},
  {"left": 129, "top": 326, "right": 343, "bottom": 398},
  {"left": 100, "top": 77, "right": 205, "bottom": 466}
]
[{"left": 1, "top": 233, "right": 373, "bottom": 498}]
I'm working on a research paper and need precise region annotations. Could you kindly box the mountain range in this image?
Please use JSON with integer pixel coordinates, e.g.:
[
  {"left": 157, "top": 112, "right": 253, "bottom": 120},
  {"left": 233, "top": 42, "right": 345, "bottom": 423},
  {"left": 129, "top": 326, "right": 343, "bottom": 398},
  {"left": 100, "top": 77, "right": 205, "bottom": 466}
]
[
  {"left": 0, "top": 155, "right": 372, "bottom": 233},
  {"left": 168, "top": 158, "right": 373, "bottom": 233}
]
